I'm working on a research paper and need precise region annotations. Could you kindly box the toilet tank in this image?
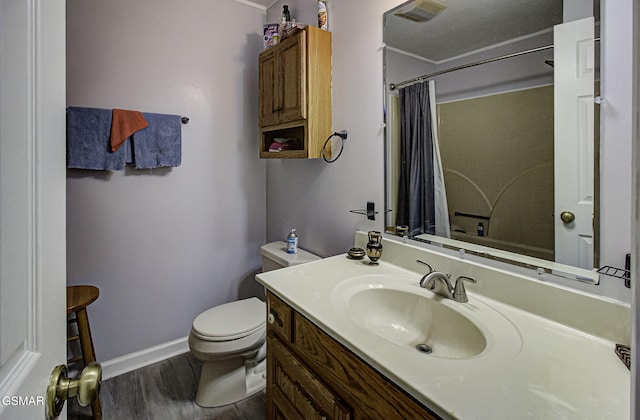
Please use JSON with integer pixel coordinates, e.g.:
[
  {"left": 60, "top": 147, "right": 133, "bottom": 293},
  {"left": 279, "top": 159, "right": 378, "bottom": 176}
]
[{"left": 260, "top": 241, "right": 321, "bottom": 272}]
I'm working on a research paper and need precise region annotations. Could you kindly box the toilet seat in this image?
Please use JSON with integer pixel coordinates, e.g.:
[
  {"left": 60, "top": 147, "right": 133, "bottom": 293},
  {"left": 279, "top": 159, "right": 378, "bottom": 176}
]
[{"left": 192, "top": 297, "right": 265, "bottom": 341}]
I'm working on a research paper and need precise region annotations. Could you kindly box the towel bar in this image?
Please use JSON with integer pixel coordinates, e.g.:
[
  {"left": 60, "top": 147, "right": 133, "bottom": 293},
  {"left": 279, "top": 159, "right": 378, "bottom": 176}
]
[{"left": 65, "top": 107, "right": 189, "bottom": 125}]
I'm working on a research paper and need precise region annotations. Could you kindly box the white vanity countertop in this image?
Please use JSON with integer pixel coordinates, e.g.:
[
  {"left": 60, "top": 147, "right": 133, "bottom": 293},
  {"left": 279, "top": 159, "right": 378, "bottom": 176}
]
[{"left": 256, "top": 240, "right": 630, "bottom": 419}]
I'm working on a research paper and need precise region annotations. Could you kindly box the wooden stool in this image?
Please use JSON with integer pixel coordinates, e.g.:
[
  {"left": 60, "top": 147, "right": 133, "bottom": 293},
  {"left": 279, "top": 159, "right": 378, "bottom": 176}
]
[{"left": 67, "top": 285, "right": 102, "bottom": 420}]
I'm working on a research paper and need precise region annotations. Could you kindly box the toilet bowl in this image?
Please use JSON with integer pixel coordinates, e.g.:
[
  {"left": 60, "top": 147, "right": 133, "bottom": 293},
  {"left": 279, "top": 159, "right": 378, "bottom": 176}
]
[{"left": 188, "top": 241, "right": 320, "bottom": 407}]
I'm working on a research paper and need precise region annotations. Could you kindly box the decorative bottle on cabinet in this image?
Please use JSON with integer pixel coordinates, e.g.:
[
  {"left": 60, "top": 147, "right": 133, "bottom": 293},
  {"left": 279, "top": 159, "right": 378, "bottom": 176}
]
[{"left": 366, "top": 231, "right": 382, "bottom": 265}]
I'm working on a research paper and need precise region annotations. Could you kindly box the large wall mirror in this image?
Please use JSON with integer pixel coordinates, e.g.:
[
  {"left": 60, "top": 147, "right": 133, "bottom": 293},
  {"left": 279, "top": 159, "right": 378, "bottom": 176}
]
[{"left": 383, "top": 0, "right": 601, "bottom": 279}]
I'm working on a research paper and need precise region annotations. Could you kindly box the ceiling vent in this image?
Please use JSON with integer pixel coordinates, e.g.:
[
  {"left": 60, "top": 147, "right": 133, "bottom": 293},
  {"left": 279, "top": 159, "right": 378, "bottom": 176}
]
[{"left": 394, "top": 0, "right": 447, "bottom": 22}]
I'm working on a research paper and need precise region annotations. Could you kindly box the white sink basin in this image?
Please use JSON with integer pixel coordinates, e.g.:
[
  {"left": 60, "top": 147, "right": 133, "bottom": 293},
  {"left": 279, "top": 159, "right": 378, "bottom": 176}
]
[
  {"left": 331, "top": 274, "right": 521, "bottom": 361},
  {"left": 347, "top": 287, "right": 486, "bottom": 359}
]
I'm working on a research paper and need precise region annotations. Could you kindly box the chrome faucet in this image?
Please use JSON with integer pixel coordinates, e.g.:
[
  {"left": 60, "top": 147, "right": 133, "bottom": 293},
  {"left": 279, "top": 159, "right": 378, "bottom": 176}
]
[
  {"left": 420, "top": 271, "right": 455, "bottom": 299},
  {"left": 417, "top": 264, "right": 477, "bottom": 303},
  {"left": 416, "top": 260, "right": 477, "bottom": 302}
]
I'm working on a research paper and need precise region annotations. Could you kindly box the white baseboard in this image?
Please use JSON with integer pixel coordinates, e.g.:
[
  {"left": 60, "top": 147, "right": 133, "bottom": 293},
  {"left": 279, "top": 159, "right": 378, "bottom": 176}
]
[{"left": 100, "top": 336, "right": 189, "bottom": 380}]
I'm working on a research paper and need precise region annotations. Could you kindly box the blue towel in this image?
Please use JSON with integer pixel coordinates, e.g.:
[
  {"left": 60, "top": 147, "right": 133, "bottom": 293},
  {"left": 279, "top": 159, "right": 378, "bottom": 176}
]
[
  {"left": 67, "top": 107, "right": 126, "bottom": 170},
  {"left": 132, "top": 113, "right": 182, "bottom": 169}
]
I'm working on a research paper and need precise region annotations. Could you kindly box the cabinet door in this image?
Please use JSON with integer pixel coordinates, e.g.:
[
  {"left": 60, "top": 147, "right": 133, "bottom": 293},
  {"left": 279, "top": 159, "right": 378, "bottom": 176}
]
[
  {"left": 268, "top": 335, "right": 352, "bottom": 420},
  {"left": 278, "top": 31, "right": 306, "bottom": 123},
  {"left": 294, "top": 315, "right": 438, "bottom": 419},
  {"left": 259, "top": 47, "right": 279, "bottom": 127}
]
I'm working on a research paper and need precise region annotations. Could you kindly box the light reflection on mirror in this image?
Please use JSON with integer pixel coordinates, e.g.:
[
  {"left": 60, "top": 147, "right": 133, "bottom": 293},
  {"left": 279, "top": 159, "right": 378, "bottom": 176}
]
[{"left": 383, "top": 0, "right": 599, "bottom": 273}]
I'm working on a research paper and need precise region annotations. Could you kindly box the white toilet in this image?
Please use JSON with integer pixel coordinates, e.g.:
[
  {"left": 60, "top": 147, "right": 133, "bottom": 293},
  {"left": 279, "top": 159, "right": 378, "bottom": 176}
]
[{"left": 188, "top": 241, "right": 320, "bottom": 407}]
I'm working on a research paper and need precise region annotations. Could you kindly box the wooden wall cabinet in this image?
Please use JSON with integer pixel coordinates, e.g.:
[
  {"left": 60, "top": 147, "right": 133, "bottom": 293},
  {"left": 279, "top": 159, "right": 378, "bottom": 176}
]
[
  {"left": 258, "top": 26, "right": 332, "bottom": 159},
  {"left": 265, "top": 292, "right": 439, "bottom": 420}
]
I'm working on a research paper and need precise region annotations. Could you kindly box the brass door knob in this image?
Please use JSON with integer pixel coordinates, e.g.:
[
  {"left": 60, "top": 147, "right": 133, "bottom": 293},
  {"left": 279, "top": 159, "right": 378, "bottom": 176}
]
[
  {"left": 560, "top": 211, "right": 575, "bottom": 224},
  {"left": 46, "top": 362, "right": 101, "bottom": 419}
]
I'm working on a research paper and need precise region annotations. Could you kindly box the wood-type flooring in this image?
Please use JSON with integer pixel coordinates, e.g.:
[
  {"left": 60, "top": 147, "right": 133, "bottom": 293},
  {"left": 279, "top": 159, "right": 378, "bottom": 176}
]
[{"left": 68, "top": 352, "right": 266, "bottom": 420}]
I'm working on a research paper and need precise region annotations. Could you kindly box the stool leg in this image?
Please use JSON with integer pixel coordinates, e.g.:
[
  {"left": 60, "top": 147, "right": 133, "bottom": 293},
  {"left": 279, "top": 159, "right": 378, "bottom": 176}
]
[{"left": 76, "top": 308, "right": 102, "bottom": 420}]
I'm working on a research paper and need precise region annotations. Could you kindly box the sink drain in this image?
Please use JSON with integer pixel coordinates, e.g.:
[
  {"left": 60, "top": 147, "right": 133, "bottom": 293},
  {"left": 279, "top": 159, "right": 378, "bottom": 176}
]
[{"left": 415, "top": 343, "right": 433, "bottom": 354}]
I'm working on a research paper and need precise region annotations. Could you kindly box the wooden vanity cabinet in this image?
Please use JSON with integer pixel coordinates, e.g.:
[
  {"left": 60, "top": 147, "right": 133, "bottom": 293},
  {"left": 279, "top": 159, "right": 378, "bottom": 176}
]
[
  {"left": 258, "top": 26, "right": 332, "bottom": 159},
  {"left": 266, "top": 292, "right": 439, "bottom": 420}
]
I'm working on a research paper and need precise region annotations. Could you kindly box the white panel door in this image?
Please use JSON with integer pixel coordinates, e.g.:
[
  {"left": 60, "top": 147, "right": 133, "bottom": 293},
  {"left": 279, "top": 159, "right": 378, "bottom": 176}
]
[
  {"left": 0, "top": 0, "right": 67, "bottom": 418},
  {"left": 554, "top": 17, "right": 595, "bottom": 269}
]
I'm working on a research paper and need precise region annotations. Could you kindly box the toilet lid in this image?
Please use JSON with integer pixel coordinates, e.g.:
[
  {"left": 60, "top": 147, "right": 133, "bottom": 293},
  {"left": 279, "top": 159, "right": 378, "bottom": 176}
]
[{"left": 192, "top": 297, "right": 265, "bottom": 340}]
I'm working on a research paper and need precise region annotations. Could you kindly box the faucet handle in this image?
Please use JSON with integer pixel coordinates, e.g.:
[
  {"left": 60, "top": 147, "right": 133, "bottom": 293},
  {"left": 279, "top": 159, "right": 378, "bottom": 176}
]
[
  {"left": 416, "top": 260, "right": 434, "bottom": 273},
  {"left": 453, "top": 276, "right": 477, "bottom": 303}
]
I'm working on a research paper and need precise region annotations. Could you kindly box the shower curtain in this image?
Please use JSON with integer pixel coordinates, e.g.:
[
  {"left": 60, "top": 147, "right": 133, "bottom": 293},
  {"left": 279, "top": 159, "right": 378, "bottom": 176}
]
[{"left": 397, "top": 80, "right": 450, "bottom": 238}]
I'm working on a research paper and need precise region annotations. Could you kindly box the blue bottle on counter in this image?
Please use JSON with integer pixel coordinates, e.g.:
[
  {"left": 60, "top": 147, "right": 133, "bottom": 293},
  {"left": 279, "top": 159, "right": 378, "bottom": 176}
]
[{"left": 287, "top": 229, "right": 298, "bottom": 254}]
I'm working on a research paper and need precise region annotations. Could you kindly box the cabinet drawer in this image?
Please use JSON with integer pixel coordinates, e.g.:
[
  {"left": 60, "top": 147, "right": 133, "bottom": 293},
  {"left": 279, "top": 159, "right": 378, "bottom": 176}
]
[
  {"left": 269, "top": 335, "right": 352, "bottom": 420},
  {"left": 267, "top": 292, "right": 293, "bottom": 343}
]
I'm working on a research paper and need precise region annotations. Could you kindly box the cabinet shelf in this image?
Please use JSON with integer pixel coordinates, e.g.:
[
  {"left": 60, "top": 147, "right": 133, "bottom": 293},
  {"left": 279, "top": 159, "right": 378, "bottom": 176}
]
[{"left": 260, "top": 122, "right": 307, "bottom": 159}]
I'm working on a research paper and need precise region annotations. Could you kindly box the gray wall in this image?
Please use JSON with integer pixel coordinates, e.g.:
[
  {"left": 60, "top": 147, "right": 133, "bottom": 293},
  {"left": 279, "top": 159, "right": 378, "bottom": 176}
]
[
  {"left": 599, "top": 0, "right": 633, "bottom": 294},
  {"left": 264, "top": 0, "right": 399, "bottom": 256},
  {"left": 66, "top": 0, "right": 267, "bottom": 362}
]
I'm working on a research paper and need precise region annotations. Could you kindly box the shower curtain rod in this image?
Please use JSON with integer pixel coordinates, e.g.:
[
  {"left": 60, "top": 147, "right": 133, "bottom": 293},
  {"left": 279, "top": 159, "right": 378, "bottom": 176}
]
[{"left": 389, "top": 37, "right": 600, "bottom": 91}]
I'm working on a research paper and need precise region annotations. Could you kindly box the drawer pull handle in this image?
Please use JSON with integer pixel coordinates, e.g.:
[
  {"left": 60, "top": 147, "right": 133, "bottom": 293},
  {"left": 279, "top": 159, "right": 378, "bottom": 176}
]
[{"left": 268, "top": 309, "right": 283, "bottom": 327}]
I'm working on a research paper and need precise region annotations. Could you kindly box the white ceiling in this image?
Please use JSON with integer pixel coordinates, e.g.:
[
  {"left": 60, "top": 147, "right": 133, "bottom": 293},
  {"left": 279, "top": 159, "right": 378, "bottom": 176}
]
[
  {"left": 233, "top": 0, "right": 277, "bottom": 11},
  {"left": 384, "top": 0, "right": 563, "bottom": 62}
]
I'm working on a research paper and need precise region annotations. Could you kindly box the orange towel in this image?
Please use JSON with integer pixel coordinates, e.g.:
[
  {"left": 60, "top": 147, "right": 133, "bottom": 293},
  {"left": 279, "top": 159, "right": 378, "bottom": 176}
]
[{"left": 110, "top": 109, "right": 148, "bottom": 152}]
